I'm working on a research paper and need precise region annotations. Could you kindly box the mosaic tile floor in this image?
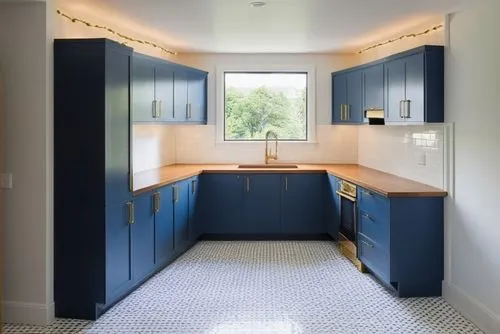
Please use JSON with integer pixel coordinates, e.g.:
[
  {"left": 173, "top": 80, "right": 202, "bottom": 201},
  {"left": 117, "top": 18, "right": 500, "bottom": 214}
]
[{"left": 3, "top": 241, "right": 482, "bottom": 333}]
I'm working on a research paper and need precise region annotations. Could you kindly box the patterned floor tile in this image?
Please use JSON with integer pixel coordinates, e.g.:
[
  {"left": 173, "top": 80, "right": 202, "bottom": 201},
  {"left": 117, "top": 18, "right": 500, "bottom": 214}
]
[{"left": 3, "top": 241, "right": 483, "bottom": 334}]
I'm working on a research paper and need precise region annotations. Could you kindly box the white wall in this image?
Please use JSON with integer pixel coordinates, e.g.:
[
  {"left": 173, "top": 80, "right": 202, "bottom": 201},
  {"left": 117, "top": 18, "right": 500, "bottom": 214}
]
[
  {"left": 133, "top": 125, "right": 176, "bottom": 173},
  {"left": 0, "top": 0, "right": 54, "bottom": 325},
  {"left": 175, "top": 53, "right": 359, "bottom": 164},
  {"left": 442, "top": 1, "right": 500, "bottom": 333}
]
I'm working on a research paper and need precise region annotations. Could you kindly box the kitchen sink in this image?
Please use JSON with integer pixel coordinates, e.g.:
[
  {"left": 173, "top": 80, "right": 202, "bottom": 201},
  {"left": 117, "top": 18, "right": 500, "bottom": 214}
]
[{"left": 237, "top": 164, "right": 299, "bottom": 169}]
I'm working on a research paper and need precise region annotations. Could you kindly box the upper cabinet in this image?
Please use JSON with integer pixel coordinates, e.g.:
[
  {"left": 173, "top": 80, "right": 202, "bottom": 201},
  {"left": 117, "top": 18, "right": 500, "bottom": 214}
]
[
  {"left": 332, "top": 70, "right": 363, "bottom": 124},
  {"left": 133, "top": 53, "right": 208, "bottom": 124},
  {"left": 332, "top": 45, "right": 444, "bottom": 125}
]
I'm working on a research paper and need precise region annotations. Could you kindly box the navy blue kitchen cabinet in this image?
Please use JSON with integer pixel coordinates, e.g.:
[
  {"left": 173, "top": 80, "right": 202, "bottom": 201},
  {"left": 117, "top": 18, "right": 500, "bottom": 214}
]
[
  {"left": 281, "top": 174, "right": 325, "bottom": 235},
  {"left": 196, "top": 174, "right": 244, "bottom": 235},
  {"left": 173, "top": 68, "right": 189, "bottom": 122},
  {"left": 132, "top": 55, "right": 156, "bottom": 122},
  {"left": 188, "top": 176, "right": 200, "bottom": 241},
  {"left": 363, "top": 63, "right": 385, "bottom": 122},
  {"left": 332, "top": 70, "right": 363, "bottom": 124},
  {"left": 155, "top": 63, "right": 175, "bottom": 122},
  {"left": 187, "top": 70, "right": 208, "bottom": 123},
  {"left": 173, "top": 68, "right": 208, "bottom": 123},
  {"left": 332, "top": 45, "right": 444, "bottom": 124},
  {"left": 243, "top": 174, "right": 282, "bottom": 234},
  {"left": 325, "top": 174, "right": 341, "bottom": 239},
  {"left": 155, "top": 186, "right": 175, "bottom": 268},
  {"left": 54, "top": 39, "right": 133, "bottom": 320},
  {"left": 356, "top": 186, "right": 444, "bottom": 297},
  {"left": 132, "top": 191, "right": 156, "bottom": 282},
  {"left": 384, "top": 46, "right": 444, "bottom": 123},
  {"left": 105, "top": 201, "right": 133, "bottom": 308},
  {"left": 133, "top": 54, "right": 207, "bottom": 124},
  {"left": 173, "top": 179, "right": 190, "bottom": 254}
]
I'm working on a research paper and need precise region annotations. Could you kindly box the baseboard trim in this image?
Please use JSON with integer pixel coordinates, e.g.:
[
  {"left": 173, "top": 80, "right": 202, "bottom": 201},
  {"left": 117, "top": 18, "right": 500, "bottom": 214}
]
[
  {"left": 2, "top": 301, "right": 55, "bottom": 325},
  {"left": 443, "top": 281, "right": 500, "bottom": 334}
]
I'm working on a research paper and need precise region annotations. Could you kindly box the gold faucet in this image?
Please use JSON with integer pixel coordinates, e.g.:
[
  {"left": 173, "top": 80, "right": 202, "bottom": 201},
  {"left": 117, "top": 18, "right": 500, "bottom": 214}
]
[{"left": 265, "top": 130, "right": 278, "bottom": 164}]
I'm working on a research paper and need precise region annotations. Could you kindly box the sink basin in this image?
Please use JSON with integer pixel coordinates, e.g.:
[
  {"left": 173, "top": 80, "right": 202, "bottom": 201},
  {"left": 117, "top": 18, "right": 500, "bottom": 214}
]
[{"left": 238, "top": 164, "right": 299, "bottom": 169}]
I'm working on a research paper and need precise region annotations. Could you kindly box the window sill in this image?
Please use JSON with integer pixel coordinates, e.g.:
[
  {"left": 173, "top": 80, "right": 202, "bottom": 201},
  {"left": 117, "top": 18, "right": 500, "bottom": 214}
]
[{"left": 215, "top": 140, "right": 319, "bottom": 146}]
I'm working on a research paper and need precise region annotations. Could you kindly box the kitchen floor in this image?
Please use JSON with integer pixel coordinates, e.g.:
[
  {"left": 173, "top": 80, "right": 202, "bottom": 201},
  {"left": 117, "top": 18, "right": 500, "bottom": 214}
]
[{"left": 3, "top": 241, "right": 481, "bottom": 334}]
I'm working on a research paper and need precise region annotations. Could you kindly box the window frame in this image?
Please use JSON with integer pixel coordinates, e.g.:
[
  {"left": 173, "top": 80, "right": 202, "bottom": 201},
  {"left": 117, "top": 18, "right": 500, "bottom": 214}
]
[{"left": 216, "top": 64, "right": 316, "bottom": 144}]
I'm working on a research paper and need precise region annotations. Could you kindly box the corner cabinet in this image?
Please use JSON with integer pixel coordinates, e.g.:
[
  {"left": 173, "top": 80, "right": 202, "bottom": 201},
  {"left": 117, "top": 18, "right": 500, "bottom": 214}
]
[
  {"left": 331, "top": 45, "right": 444, "bottom": 125},
  {"left": 132, "top": 53, "right": 208, "bottom": 124},
  {"left": 356, "top": 187, "right": 444, "bottom": 297},
  {"left": 54, "top": 39, "right": 133, "bottom": 320}
]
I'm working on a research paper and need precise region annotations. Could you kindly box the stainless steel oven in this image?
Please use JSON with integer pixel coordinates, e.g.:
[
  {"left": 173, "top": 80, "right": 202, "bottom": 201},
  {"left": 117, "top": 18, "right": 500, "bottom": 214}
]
[{"left": 336, "top": 179, "right": 365, "bottom": 271}]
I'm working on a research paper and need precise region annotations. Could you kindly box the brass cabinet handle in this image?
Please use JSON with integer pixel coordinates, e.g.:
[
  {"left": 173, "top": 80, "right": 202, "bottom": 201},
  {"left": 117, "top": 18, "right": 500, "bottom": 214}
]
[
  {"left": 127, "top": 201, "right": 134, "bottom": 225},
  {"left": 153, "top": 192, "right": 160, "bottom": 213},
  {"left": 152, "top": 100, "right": 157, "bottom": 118},
  {"left": 341, "top": 104, "right": 345, "bottom": 120},
  {"left": 246, "top": 177, "right": 250, "bottom": 192},
  {"left": 185, "top": 104, "right": 189, "bottom": 119},
  {"left": 346, "top": 104, "right": 350, "bottom": 120},
  {"left": 157, "top": 99, "right": 162, "bottom": 118},
  {"left": 172, "top": 186, "right": 179, "bottom": 204},
  {"left": 399, "top": 100, "right": 405, "bottom": 118},
  {"left": 188, "top": 103, "right": 192, "bottom": 119},
  {"left": 285, "top": 176, "right": 288, "bottom": 191},
  {"left": 361, "top": 240, "right": 374, "bottom": 248},
  {"left": 405, "top": 100, "right": 411, "bottom": 118},
  {"left": 191, "top": 179, "right": 196, "bottom": 195}
]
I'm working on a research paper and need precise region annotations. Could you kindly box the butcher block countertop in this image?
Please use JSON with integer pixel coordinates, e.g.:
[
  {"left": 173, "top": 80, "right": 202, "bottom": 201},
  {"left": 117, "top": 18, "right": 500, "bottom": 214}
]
[{"left": 132, "top": 164, "right": 447, "bottom": 197}]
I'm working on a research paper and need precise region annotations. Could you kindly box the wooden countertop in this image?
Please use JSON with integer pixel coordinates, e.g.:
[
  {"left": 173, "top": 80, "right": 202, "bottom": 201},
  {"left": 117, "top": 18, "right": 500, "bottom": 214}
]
[{"left": 133, "top": 164, "right": 447, "bottom": 198}]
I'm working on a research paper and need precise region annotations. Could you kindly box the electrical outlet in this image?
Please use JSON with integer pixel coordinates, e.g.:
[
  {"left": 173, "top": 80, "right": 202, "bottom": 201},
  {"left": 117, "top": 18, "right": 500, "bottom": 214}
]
[{"left": 1, "top": 173, "right": 13, "bottom": 189}]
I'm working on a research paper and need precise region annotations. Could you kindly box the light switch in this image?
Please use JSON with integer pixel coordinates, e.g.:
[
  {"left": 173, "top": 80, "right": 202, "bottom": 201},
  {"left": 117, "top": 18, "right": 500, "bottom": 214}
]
[{"left": 1, "top": 173, "right": 13, "bottom": 189}]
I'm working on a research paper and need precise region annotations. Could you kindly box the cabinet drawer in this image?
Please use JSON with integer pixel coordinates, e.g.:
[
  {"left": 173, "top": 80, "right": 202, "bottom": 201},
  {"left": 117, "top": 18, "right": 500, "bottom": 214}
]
[
  {"left": 358, "top": 233, "right": 390, "bottom": 283},
  {"left": 358, "top": 210, "right": 389, "bottom": 251},
  {"left": 358, "top": 187, "right": 389, "bottom": 222}
]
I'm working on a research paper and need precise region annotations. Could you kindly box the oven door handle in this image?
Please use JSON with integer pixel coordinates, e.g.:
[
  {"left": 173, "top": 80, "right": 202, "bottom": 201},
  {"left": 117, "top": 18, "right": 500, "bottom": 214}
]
[{"left": 336, "top": 191, "right": 356, "bottom": 202}]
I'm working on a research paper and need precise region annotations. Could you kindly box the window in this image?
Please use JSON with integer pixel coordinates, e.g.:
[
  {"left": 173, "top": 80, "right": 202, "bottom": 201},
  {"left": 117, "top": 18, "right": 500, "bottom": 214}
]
[{"left": 223, "top": 72, "right": 308, "bottom": 141}]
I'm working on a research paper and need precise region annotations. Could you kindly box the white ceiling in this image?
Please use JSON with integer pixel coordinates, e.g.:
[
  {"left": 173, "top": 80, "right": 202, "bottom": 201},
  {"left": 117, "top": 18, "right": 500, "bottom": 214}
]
[{"left": 59, "top": 0, "right": 470, "bottom": 53}]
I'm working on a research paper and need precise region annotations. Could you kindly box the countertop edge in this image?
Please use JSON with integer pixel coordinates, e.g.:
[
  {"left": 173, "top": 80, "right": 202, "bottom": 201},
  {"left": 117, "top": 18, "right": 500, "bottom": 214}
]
[{"left": 132, "top": 165, "right": 448, "bottom": 198}]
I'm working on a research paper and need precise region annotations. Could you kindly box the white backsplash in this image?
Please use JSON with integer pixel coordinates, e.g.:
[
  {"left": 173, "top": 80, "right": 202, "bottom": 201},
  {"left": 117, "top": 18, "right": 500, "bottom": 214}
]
[
  {"left": 358, "top": 124, "right": 452, "bottom": 189},
  {"left": 174, "top": 125, "right": 358, "bottom": 164},
  {"left": 133, "top": 125, "right": 176, "bottom": 173}
]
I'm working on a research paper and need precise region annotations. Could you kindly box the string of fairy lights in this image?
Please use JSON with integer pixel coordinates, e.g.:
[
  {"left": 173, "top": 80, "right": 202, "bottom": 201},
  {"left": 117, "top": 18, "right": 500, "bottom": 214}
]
[
  {"left": 56, "top": 9, "right": 178, "bottom": 56},
  {"left": 357, "top": 24, "right": 444, "bottom": 54},
  {"left": 57, "top": 9, "right": 443, "bottom": 56}
]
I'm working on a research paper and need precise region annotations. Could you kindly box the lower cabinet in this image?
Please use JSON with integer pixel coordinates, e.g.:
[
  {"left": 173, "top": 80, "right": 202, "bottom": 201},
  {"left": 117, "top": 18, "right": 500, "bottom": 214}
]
[
  {"left": 132, "top": 192, "right": 156, "bottom": 282},
  {"left": 281, "top": 174, "right": 325, "bottom": 234},
  {"left": 173, "top": 180, "right": 190, "bottom": 254},
  {"left": 188, "top": 176, "right": 200, "bottom": 241},
  {"left": 197, "top": 173, "right": 327, "bottom": 237},
  {"left": 155, "top": 185, "right": 174, "bottom": 268},
  {"left": 325, "top": 174, "right": 341, "bottom": 239},
  {"left": 242, "top": 174, "right": 281, "bottom": 234},
  {"left": 357, "top": 186, "right": 444, "bottom": 297}
]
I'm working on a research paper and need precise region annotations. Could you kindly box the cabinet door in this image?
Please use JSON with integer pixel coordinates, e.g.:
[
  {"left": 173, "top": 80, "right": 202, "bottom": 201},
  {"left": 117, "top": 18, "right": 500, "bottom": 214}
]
[
  {"left": 105, "top": 46, "right": 131, "bottom": 205},
  {"left": 155, "top": 64, "right": 175, "bottom": 122},
  {"left": 132, "top": 56, "right": 155, "bottom": 122},
  {"left": 173, "top": 68, "right": 188, "bottom": 122},
  {"left": 188, "top": 176, "right": 200, "bottom": 241},
  {"left": 325, "top": 174, "right": 341, "bottom": 239},
  {"left": 332, "top": 73, "right": 347, "bottom": 123},
  {"left": 243, "top": 174, "right": 281, "bottom": 234},
  {"left": 197, "top": 174, "right": 243, "bottom": 234},
  {"left": 363, "top": 64, "right": 384, "bottom": 122},
  {"left": 132, "top": 192, "right": 156, "bottom": 282},
  {"left": 105, "top": 201, "right": 132, "bottom": 302},
  {"left": 173, "top": 181, "right": 190, "bottom": 253},
  {"left": 281, "top": 174, "right": 325, "bottom": 234},
  {"left": 346, "top": 70, "right": 363, "bottom": 123},
  {"left": 155, "top": 186, "right": 174, "bottom": 268},
  {"left": 385, "top": 58, "right": 406, "bottom": 122},
  {"left": 187, "top": 71, "right": 207, "bottom": 123},
  {"left": 404, "top": 53, "right": 425, "bottom": 123}
]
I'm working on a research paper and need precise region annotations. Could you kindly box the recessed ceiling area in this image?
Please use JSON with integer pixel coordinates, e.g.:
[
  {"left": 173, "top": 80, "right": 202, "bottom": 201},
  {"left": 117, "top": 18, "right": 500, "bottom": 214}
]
[{"left": 57, "top": 0, "right": 469, "bottom": 53}]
